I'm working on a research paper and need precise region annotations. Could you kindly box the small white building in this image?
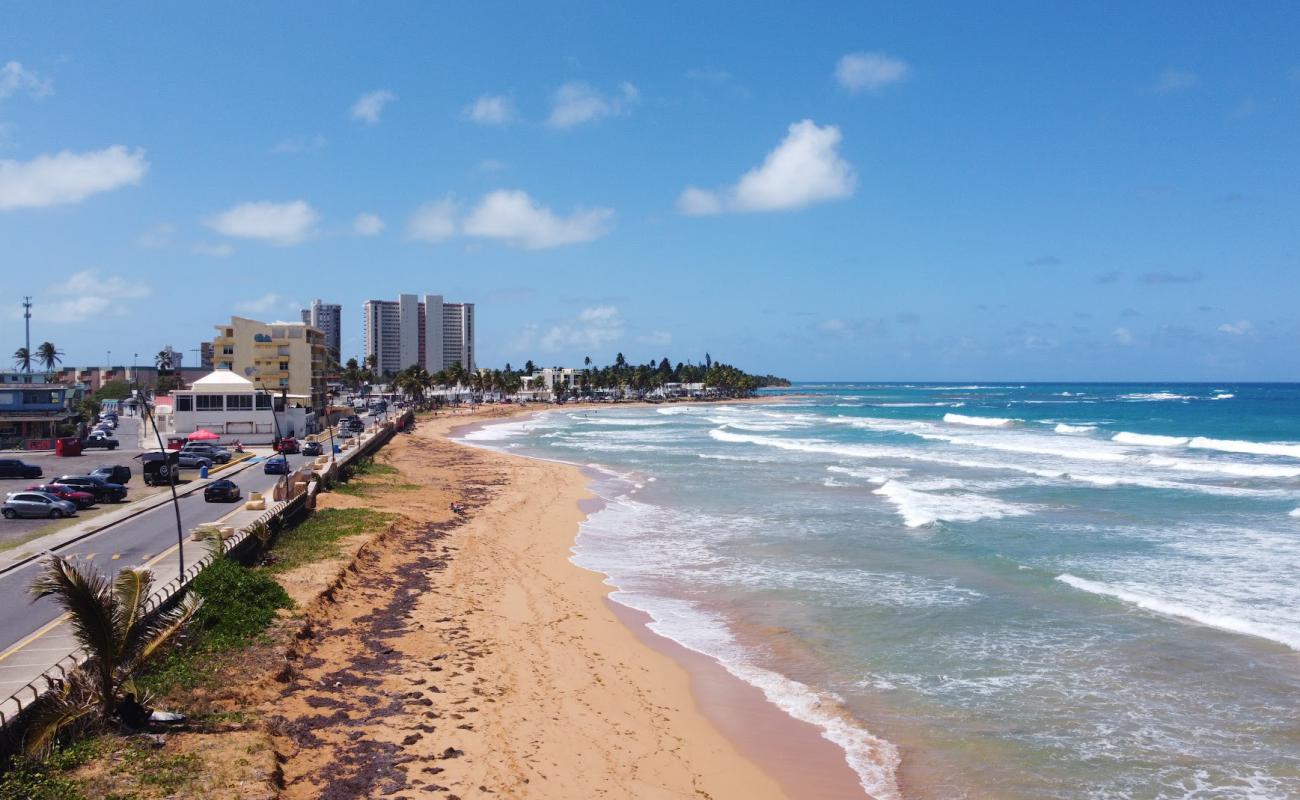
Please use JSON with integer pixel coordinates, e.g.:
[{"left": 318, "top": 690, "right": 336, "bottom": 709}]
[
  {"left": 142, "top": 370, "right": 314, "bottom": 446},
  {"left": 519, "top": 368, "right": 583, "bottom": 400}
]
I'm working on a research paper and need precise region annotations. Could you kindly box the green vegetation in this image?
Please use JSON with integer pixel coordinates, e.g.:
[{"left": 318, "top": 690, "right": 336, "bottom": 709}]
[
  {"left": 0, "top": 735, "right": 203, "bottom": 800},
  {"left": 92, "top": 380, "right": 133, "bottom": 402},
  {"left": 139, "top": 558, "right": 291, "bottom": 694},
  {"left": 0, "top": 738, "right": 100, "bottom": 800},
  {"left": 264, "top": 507, "right": 396, "bottom": 575}
]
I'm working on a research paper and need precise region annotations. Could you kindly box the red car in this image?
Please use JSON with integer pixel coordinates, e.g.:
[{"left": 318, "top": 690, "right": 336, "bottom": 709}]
[
  {"left": 27, "top": 483, "right": 96, "bottom": 509},
  {"left": 273, "top": 438, "right": 300, "bottom": 454}
]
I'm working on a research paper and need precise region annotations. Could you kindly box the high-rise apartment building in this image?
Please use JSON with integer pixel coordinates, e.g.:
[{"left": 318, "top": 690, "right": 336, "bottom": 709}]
[
  {"left": 211, "top": 316, "right": 328, "bottom": 411},
  {"left": 301, "top": 299, "right": 342, "bottom": 364},
  {"left": 362, "top": 294, "right": 475, "bottom": 377}
]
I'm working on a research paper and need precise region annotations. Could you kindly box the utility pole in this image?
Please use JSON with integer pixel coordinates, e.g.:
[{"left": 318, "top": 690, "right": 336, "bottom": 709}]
[{"left": 21, "top": 297, "right": 32, "bottom": 373}]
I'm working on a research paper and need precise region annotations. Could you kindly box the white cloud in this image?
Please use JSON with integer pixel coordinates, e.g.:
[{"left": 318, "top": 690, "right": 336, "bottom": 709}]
[
  {"left": 137, "top": 222, "right": 175, "bottom": 249},
  {"left": 538, "top": 306, "right": 625, "bottom": 351},
  {"left": 236, "top": 293, "right": 284, "bottom": 314},
  {"left": 835, "top": 52, "right": 909, "bottom": 93},
  {"left": 43, "top": 269, "right": 151, "bottom": 323},
  {"left": 0, "top": 61, "right": 53, "bottom": 100},
  {"left": 0, "top": 145, "right": 147, "bottom": 210},
  {"left": 205, "top": 200, "right": 318, "bottom": 245},
  {"left": 406, "top": 198, "right": 458, "bottom": 243},
  {"left": 547, "top": 81, "right": 639, "bottom": 129},
  {"left": 464, "top": 94, "right": 515, "bottom": 125},
  {"left": 350, "top": 89, "right": 396, "bottom": 124},
  {"left": 1217, "top": 320, "right": 1253, "bottom": 336},
  {"left": 352, "top": 212, "right": 385, "bottom": 236},
  {"left": 192, "top": 242, "right": 234, "bottom": 257},
  {"left": 1153, "top": 69, "right": 1197, "bottom": 93},
  {"left": 678, "top": 120, "right": 856, "bottom": 215},
  {"left": 1112, "top": 327, "right": 1134, "bottom": 345},
  {"left": 272, "top": 134, "right": 326, "bottom": 154},
  {"left": 461, "top": 190, "right": 613, "bottom": 249}
]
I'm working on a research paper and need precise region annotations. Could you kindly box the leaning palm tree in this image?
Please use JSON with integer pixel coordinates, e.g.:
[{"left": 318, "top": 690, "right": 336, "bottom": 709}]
[
  {"left": 24, "top": 555, "right": 201, "bottom": 755},
  {"left": 155, "top": 349, "right": 174, "bottom": 372},
  {"left": 12, "top": 346, "right": 32, "bottom": 373},
  {"left": 36, "top": 342, "right": 63, "bottom": 373}
]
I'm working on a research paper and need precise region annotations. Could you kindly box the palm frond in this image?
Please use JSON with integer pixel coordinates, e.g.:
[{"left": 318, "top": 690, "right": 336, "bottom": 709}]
[
  {"left": 126, "top": 593, "right": 203, "bottom": 673},
  {"left": 20, "top": 670, "right": 100, "bottom": 759},
  {"left": 29, "top": 556, "right": 119, "bottom": 674},
  {"left": 195, "top": 527, "right": 226, "bottom": 557},
  {"left": 113, "top": 567, "right": 153, "bottom": 645}
]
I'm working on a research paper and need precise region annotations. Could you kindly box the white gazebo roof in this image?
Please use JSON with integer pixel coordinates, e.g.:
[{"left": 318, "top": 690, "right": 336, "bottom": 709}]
[{"left": 189, "top": 370, "right": 257, "bottom": 391}]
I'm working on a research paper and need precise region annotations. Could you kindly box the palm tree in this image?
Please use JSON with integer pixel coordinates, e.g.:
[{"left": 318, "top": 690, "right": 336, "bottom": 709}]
[
  {"left": 26, "top": 555, "right": 200, "bottom": 753},
  {"left": 12, "top": 346, "right": 32, "bottom": 373},
  {"left": 155, "top": 349, "right": 174, "bottom": 372},
  {"left": 37, "top": 342, "right": 63, "bottom": 373}
]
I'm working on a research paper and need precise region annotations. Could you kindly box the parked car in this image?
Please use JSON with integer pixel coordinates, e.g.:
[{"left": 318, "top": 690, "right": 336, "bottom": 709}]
[
  {"left": 302, "top": 440, "right": 323, "bottom": 457},
  {"left": 175, "top": 452, "right": 214, "bottom": 470},
  {"left": 263, "top": 456, "right": 290, "bottom": 475},
  {"left": 336, "top": 427, "right": 355, "bottom": 440},
  {"left": 274, "top": 437, "right": 300, "bottom": 454},
  {"left": 89, "top": 464, "right": 131, "bottom": 486},
  {"left": 50, "top": 475, "right": 128, "bottom": 504},
  {"left": 3, "top": 491, "right": 77, "bottom": 519},
  {"left": 0, "top": 459, "right": 42, "bottom": 480},
  {"left": 26, "top": 484, "right": 96, "bottom": 509},
  {"left": 81, "top": 431, "right": 120, "bottom": 450},
  {"left": 180, "top": 443, "right": 232, "bottom": 464},
  {"left": 203, "top": 479, "right": 242, "bottom": 503}
]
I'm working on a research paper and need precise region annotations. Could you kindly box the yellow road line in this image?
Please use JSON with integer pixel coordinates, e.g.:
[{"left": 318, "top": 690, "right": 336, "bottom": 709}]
[{"left": 0, "top": 615, "right": 69, "bottom": 664}]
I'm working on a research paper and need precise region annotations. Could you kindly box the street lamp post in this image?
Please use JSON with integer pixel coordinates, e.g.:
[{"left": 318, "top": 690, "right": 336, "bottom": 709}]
[{"left": 142, "top": 396, "right": 186, "bottom": 576}]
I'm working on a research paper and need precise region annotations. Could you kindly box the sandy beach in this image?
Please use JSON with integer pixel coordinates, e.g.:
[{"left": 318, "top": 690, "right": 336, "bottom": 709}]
[{"left": 260, "top": 402, "right": 867, "bottom": 799}]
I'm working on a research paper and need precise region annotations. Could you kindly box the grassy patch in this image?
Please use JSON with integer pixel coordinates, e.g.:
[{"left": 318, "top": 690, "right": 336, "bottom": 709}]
[
  {"left": 264, "top": 507, "right": 396, "bottom": 574},
  {"left": 0, "top": 738, "right": 103, "bottom": 800},
  {"left": 139, "top": 558, "right": 291, "bottom": 694},
  {"left": 119, "top": 741, "right": 202, "bottom": 794}
]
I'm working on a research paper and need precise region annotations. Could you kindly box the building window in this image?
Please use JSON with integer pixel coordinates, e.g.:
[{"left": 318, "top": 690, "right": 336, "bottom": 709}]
[
  {"left": 0, "top": 392, "right": 13, "bottom": 406},
  {"left": 255, "top": 393, "right": 272, "bottom": 410},
  {"left": 272, "top": 329, "right": 286, "bottom": 339},
  {"left": 195, "top": 395, "right": 223, "bottom": 411},
  {"left": 279, "top": 362, "right": 289, "bottom": 371},
  {"left": 222, "top": 346, "right": 233, "bottom": 355},
  {"left": 226, "top": 394, "right": 253, "bottom": 410},
  {"left": 288, "top": 328, "right": 303, "bottom": 339},
  {"left": 177, "top": 396, "right": 193, "bottom": 412}
]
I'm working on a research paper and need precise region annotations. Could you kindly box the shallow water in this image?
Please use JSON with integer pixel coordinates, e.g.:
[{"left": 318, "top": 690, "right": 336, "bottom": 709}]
[{"left": 460, "top": 384, "right": 1300, "bottom": 799}]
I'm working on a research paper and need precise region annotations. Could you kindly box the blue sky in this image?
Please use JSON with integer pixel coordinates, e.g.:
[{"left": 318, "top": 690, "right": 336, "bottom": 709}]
[{"left": 2, "top": 2, "right": 1298, "bottom": 381}]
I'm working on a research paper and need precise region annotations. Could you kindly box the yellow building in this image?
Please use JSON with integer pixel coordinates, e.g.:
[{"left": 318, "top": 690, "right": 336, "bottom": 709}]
[{"left": 211, "top": 316, "right": 327, "bottom": 411}]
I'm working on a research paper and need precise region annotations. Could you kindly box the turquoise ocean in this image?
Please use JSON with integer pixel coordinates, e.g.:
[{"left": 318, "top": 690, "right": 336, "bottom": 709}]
[{"left": 460, "top": 384, "right": 1300, "bottom": 799}]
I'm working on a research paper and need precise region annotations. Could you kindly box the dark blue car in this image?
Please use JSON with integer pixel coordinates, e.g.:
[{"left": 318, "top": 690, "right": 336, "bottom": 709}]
[{"left": 263, "top": 456, "right": 290, "bottom": 475}]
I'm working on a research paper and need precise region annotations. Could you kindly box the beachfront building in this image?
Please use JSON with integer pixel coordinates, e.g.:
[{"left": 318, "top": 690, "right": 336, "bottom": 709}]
[
  {"left": 301, "top": 299, "right": 342, "bottom": 363},
  {"left": 0, "top": 371, "right": 82, "bottom": 449},
  {"left": 211, "top": 316, "right": 328, "bottom": 412},
  {"left": 519, "top": 367, "right": 583, "bottom": 401},
  {"left": 142, "top": 369, "right": 312, "bottom": 446},
  {"left": 362, "top": 294, "right": 475, "bottom": 377}
]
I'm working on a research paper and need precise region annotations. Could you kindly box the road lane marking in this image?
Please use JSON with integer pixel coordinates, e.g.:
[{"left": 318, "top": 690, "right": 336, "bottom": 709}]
[{"left": 0, "top": 615, "right": 69, "bottom": 664}]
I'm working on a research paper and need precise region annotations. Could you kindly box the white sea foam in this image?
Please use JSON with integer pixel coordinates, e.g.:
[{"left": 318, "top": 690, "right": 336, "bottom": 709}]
[
  {"left": 697, "top": 453, "right": 774, "bottom": 463},
  {"left": 1120, "top": 392, "right": 1194, "bottom": 401},
  {"left": 1188, "top": 437, "right": 1300, "bottom": 459},
  {"left": 1112, "top": 431, "right": 1191, "bottom": 447},
  {"left": 1054, "top": 423, "right": 1098, "bottom": 434},
  {"left": 1212, "top": 392, "right": 1235, "bottom": 400},
  {"left": 827, "top": 465, "right": 905, "bottom": 484},
  {"left": 1290, "top": 508, "right": 1300, "bottom": 518},
  {"left": 943, "top": 413, "right": 1021, "bottom": 428},
  {"left": 1145, "top": 455, "right": 1300, "bottom": 479},
  {"left": 1056, "top": 574, "right": 1300, "bottom": 651},
  {"left": 873, "top": 480, "right": 1032, "bottom": 528}
]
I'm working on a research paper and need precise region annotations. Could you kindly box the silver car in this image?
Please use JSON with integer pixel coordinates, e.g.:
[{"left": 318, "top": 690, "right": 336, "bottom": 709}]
[{"left": 3, "top": 491, "right": 78, "bottom": 519}]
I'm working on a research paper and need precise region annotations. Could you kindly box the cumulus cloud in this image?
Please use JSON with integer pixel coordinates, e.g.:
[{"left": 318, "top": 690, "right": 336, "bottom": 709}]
[
  {"left": 547, "top": 82, "right": 639, "bottom": 129},
  {"left": 0, "top": 61, "right": 53, "bottom": 100},
  {"left": 351, "top": 89, "right": 396, "bottom": 124},
  {"left": 205, "top": 200, "right": 318, "bottom": 245},
  {"left": 678, "top": 120, "right": 856, "bottom": 215},
  {"left": 192, "top": 242, "right": 234, "bottom": 257},
  {"left": 1152, "top": 69, "right": 1197, "bottom": 93},
  {"left": 0, "top": 145, "right": 148, "bottom": 210},
  {"left": 352, "top": 212, "right": 385, "bottom": 236},
  {"left": 464, "top": 94, "right": 515, "bottom": 125},
  {"left": 1217, "top": 320, "right": 1253, "bottom": 335},
  {"left": 1112, "top": 327, "right": 1134, "bottom": 345},
  {"left": 538, "top": 306, "right": 625, "bottom": 351},
  {"left": 406, "top": 198, "right": 459, "bottom": 243},
  {"left": 835, "top": 52, "right": 909, "bottom": 93},
  {"left": 461, "top": 190, "right": 613, "bottom": 249},
  {"left": 44, "top": 269, "right": 151, "bottom": 323}
]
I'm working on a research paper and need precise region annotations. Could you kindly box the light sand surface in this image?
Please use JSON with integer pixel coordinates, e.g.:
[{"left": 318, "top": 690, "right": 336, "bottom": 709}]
[{"left": 267, "top": 402, "right": 867, "bottom": 799}]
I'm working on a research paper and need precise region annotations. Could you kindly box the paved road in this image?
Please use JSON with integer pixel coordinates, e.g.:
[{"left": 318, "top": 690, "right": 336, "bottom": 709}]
[{"left": 0, "top": 448, "right": 312, "bottom": 656}]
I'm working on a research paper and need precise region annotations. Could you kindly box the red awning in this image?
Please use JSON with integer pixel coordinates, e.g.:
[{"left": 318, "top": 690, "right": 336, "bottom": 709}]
[{"left": 187, "top": 428, "right": 220, "bottom": 441}]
